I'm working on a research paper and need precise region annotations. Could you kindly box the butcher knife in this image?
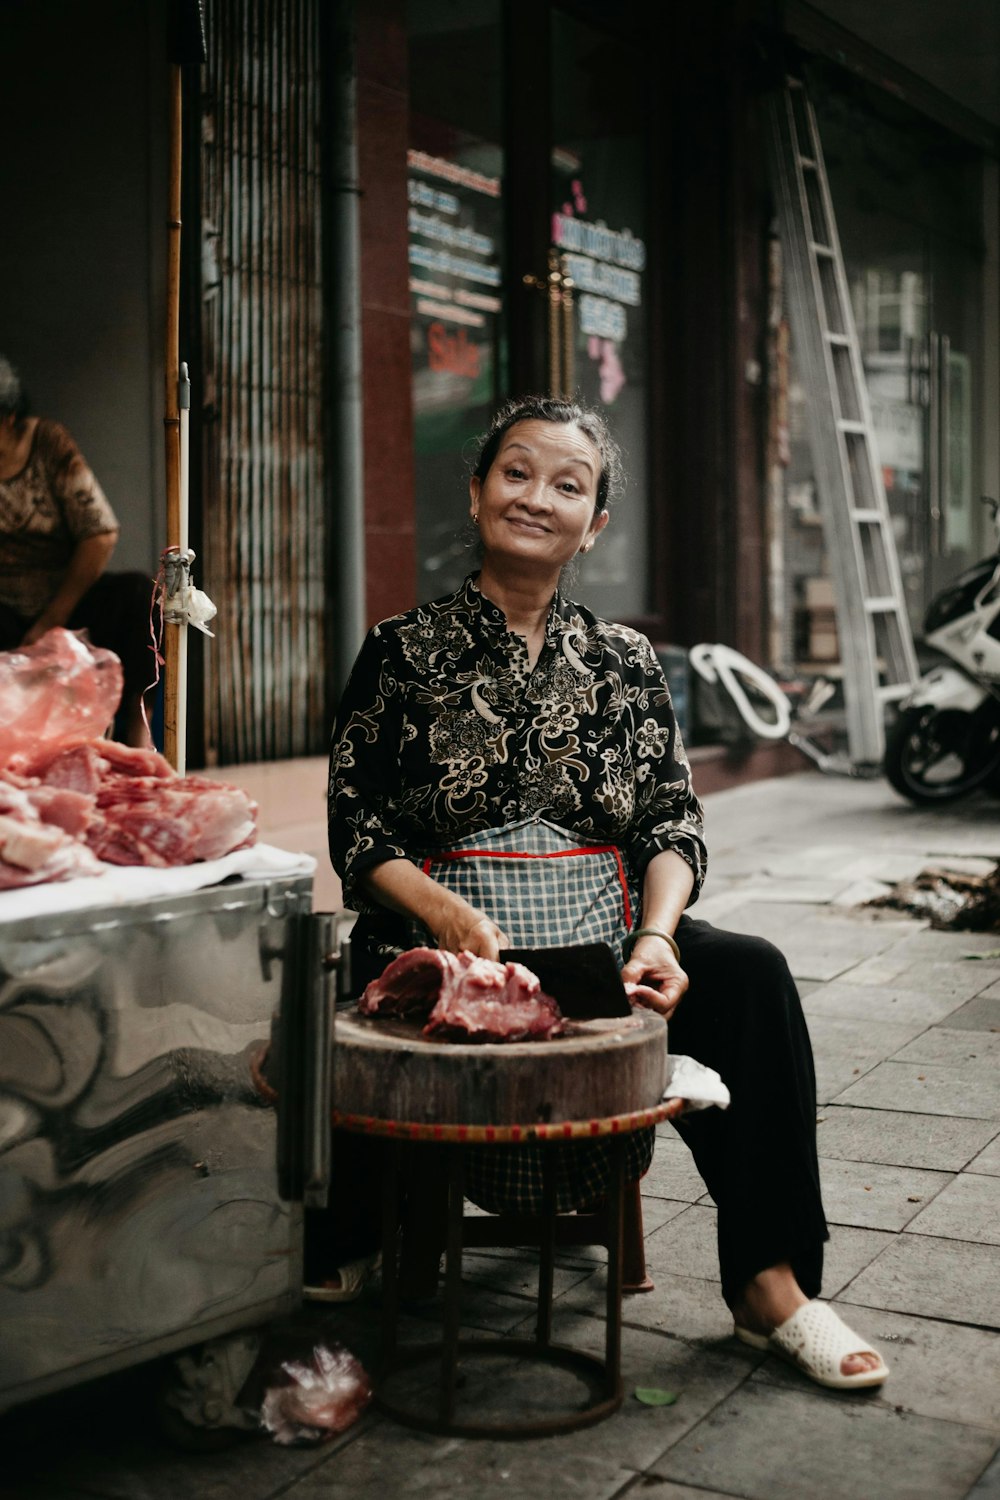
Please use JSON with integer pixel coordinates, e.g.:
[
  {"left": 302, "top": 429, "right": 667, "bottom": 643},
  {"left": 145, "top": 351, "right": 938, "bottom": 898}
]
[{"left": 498, "top": 942, "right": 632, "bottom": 1020}]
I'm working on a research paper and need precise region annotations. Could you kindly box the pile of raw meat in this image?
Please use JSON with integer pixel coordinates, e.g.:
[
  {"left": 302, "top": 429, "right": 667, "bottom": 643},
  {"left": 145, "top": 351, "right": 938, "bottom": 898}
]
[
  {"left": 0, "top": 629, "right": 257, "bottom": 890},
  {"left": 359, "top": 947, "right": 566, "bottom": 1044}
]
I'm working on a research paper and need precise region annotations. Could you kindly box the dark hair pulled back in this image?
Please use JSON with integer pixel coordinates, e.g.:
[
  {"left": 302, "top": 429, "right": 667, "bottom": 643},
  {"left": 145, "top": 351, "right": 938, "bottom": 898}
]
[{"left": 473, "top": 395, "right": 623, "bottom": 514}]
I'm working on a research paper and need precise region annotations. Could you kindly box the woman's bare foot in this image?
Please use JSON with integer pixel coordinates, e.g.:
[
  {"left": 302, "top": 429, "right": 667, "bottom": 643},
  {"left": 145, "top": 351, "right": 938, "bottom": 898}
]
[{"left": 731, "top": 1263, "right": 883, "bottom": 1379}]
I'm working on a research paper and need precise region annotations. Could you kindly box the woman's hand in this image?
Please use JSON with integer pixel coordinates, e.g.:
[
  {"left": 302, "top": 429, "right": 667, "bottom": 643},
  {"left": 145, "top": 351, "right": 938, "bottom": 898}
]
[
  {"left": 360, "top": 861, "right": 509, "bottom": 961},
  {"left": 432, "top": 904, "right": 510, "bottom": 962},
  {"left": 621, "top": 933, "right": 688, "bottom": 1021}
]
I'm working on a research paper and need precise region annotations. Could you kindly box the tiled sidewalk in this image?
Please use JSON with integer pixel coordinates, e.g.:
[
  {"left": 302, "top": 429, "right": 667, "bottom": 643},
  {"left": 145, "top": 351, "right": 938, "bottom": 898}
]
[{"left": 4, "top": 773, "right": 999, "bottom": 1500}]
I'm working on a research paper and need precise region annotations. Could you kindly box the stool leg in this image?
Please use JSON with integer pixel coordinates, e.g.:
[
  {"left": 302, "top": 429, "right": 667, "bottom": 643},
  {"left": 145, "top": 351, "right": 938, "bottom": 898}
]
[
  {"left": 439, "top": 1146, "right": 465, "bottom": 1426},
  {"left": 536, "top": 1153, "right": 556, "bottom": 1348},
  {"left": 622, "top": 1181, "right": 654, "bottom": 1293},
  {"left": 381, "top": 1140, "right": 402, "bottom": 1365},
  {"left": 604, "top": 1139, "right": 625, "bottom": 1394},
  {"left": 399, "top": 1144, "right": 448, "bottom": 1300}
]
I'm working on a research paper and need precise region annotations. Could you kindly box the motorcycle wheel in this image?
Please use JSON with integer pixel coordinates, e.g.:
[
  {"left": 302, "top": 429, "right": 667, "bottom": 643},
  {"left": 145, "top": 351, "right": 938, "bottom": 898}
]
[{"left": 884, "top": 704, "right": 1000, "bottom": 803}]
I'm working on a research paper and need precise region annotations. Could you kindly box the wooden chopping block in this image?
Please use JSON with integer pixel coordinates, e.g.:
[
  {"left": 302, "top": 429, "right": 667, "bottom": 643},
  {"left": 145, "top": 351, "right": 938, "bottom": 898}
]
[{"left": 331, "top": 1008, "right": 668, "bottom": 1127}]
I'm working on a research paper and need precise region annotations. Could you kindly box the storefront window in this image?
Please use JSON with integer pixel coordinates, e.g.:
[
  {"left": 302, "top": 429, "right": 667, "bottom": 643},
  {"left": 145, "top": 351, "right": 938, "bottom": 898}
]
[
  {"left": 408, "top": 0, "right": 503, "bottom": 601},
  {"left": 551, "top": 11, "right": 651, "bottom": 620},
  {"left": 778, "top": 62, "right": 987, "bottom": 673}
]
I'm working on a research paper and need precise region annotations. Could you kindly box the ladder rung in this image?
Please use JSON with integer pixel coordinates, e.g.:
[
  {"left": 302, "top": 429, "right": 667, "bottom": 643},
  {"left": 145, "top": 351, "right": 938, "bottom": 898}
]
[
  {"left": 878, "top": 683, "right": 915, "bottom": 703},
  {"left": 810, "top": 242, "right": 835, "bottom": 258},
  {"left": 864, "top": 596, "right": 903, "bottom": 614},
  {"left": 851, "top": 509, "right": 884, "bottom": 524},
  {"left": 797, "top": 155, "right": 818, "bottom": 170},
  {"left": 837, "top": 420, "right": 866, "bottom": 433},
  {"left": 825, "top": 332, "right": 850, "bottom": 346}
]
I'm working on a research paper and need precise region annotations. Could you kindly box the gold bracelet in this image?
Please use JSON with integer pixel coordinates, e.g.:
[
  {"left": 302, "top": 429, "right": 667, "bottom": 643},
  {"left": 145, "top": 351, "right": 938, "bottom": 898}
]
[{"left": 623, "top": 926, "right": 680, "bottom": 962}]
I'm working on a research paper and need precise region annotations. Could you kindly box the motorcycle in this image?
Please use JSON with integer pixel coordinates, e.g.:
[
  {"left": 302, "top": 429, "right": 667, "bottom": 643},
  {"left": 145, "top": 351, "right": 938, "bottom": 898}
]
[{"left": 884, "top": 499, "right": 1000, "bottom": 804}]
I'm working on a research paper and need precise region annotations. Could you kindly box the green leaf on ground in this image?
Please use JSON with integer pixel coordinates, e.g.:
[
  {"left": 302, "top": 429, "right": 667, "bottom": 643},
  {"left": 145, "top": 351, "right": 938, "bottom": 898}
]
[
  {"left": 634, "top": 1387, "right": 679, "bottom": 1406},
  {"left": 963, "top": 950, "right": 1000, "bottom": 961}
]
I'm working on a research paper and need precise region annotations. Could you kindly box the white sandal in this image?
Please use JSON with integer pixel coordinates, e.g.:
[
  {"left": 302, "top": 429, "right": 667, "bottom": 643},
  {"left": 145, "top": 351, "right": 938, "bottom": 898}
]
[
  {"left": 735, "top": 1301, "right": 889, "bottom": 1390},
  {"left": 303, "top": 1250, "right": 381, "bottom": 1304}
]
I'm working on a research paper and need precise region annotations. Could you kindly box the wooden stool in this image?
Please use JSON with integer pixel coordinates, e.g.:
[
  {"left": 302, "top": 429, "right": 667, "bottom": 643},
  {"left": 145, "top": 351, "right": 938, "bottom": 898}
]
[
  {"left": 333, "top": 1098, "right": 686, "bottom": 1439},
  {"left": 398, "top": 1162, "right": 654, "bottom": 1301}
]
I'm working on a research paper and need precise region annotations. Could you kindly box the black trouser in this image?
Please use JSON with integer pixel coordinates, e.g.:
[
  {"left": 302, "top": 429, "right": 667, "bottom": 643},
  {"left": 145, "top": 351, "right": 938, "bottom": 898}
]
[
  {"left": 668, "top": 915, "right": 828, "bottom": 1307},
  {"left": 308, "top": 918, "right": 828, "bottom": 1305}
]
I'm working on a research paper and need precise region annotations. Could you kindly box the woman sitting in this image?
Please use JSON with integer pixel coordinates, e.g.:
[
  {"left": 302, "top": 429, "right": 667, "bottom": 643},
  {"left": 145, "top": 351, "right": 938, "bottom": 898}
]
[{"left": 320, "top": 394, "right": 888, "bottom": 1392}]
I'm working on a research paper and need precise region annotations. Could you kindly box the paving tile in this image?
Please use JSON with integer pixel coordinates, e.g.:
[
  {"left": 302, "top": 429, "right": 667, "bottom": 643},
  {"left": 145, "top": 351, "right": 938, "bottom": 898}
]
[
  {"left": 834, "top": 1061, "right": 1000, "bottom": 1120},
  {"left": 815, "top": 1054, "right": 882, "bottom": 1106},
  {"left": 875, "top": 929, "right": 1000, "bottom": 961},
  {"left": 642, "top": 1139, "right": 713, "bottom": 1205},
  {"left": 700, "top": 903, "right": 912, "bottom": 982},
  {"left": 648, "top": 1381, "right": 997, "bottom": 1500},
  {"left": 619, "top": 1480, "right": 742, "bottom": 1500},
  {"left": 892, "top": 1026, "right": 1000, "bottom": 1069},
  {"left": 290, "top": 1418, "right": 633, "bottom": 1500},
  {"left": 637, "top": 1195, "right": 693, "bottom": 1234},
  {"left": 821, "top": 1224, "right": 898, "bottom": 1299},
  {"left": 841, "top": 954, "right": 995, "bottom": 1005},
  {"left": 559, "top": 1268, "right": 737, "bottom": 1347},
  {"left": 747, "top": 1301, "right": 1000, "bottom": 1431},
  {"left": 903, "top": 1172, "right": 1000, "bottom": 1245},
  {"left": 945, "top": 991, "right": 1000, "bottom": 1032},
  {"left": 968, "top": 1447, "right": 1000, "bottom": 1497},
  {"left": 643, "top": 1205, "right": 720, "bottom": 1283},
  {"left": 503, "top": 1314, "right": 758, "bottom": 1465},
  {"left": 457, "top": 1250, "right": 599, "bottom": 1303},
  {"left": 802, "top": 979, "right": 968, "bottom": 1028},
  {"left": 806, "top": 1012, "right": 927, "bottom": 1061},
  {"left": 296, "top": 1319, "right": 755, "bottom": 1500},
  {"left": 806, "top": 1011, "right": 930, "bottom": 1105},
  {"left": 968, "top": 1132, "right": 1000, "bottom": 1177},
  {"left": 840, "top": 1236, "right": 1000, "bottom": 1327},
  {"left": 818, "top": 1157, "right": 952, "bottom": 1232},
  {"left": 816, "top": 1105, "right": 1000, "bottom": 1171}
]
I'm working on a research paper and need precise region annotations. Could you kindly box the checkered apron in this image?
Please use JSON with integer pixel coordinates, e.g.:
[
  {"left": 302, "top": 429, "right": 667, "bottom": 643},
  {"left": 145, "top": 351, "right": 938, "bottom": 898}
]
[{"left": 415, "top": 818, "right": 654, "bottom": 1213}]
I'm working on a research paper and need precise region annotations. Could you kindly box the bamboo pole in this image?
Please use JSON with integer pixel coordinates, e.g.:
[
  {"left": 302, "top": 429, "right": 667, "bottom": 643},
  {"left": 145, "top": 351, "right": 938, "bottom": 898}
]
[{"left": 164, "top": 61, "right": 183, "bottom": 770}]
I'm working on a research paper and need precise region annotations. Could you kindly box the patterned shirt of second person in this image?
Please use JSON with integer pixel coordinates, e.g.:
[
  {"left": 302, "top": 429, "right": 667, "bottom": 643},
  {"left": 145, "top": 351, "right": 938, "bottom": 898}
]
[{"left": 328, "top": 574, "right": 707, "bottom": 923}]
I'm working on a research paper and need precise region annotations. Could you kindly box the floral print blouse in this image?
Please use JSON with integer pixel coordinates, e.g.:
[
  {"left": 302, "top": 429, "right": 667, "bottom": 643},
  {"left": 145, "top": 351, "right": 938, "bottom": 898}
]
[
  {"left": 328, "top": 577, "right": 707, "bottom": 945},
  {"left": 0, "top": 421, "right": 119, "bottom": 619}
]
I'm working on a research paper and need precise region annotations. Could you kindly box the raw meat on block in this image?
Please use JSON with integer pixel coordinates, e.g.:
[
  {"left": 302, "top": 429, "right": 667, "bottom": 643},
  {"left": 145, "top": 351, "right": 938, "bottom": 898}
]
[
  {"left": 359, "top": 947, "right": 565, "bottom": 1043},
  {"left": 357, "top": 947, "right": 460, "bottom": 1018},
  {"left": 425, "top": 954, "right": 565, "bottom": 1042}
]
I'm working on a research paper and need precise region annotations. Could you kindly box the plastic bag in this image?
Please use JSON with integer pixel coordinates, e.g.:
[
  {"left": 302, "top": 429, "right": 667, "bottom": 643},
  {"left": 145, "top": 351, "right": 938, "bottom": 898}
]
[
  {"left": 0, "top": 629, "right": 123, "bottom": 770},
  {"left": 259, "top": 1343, "right": 371, "bottom": 1446}
]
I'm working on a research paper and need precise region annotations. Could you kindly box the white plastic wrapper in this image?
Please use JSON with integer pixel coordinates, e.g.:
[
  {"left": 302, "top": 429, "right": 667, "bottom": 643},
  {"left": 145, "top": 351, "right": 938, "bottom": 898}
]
[
  {"left": 260, "top": 1343, "right": 371, "bottom": 1446},
  {"left": 662, "top": 1053, "right": 731, "bottom": 1111}
]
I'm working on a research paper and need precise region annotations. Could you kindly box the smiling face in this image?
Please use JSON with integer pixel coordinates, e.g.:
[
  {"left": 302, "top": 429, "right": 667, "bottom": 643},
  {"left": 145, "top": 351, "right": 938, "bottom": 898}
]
[{"left": 469, "top": 419, "right": 609, "bottom": 579}]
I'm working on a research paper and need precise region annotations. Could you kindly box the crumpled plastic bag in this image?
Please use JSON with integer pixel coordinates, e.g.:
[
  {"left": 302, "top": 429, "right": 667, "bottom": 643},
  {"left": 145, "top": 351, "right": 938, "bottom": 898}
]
[
  {"left": 0, "top": 629, "right": 123, "bottom": 770},
  {"left": 259, "top": 1343, "right": 371, "bottom": 1446},
  {"left": 661, "top": 1053, "right": 731, "bottom": 1111}
]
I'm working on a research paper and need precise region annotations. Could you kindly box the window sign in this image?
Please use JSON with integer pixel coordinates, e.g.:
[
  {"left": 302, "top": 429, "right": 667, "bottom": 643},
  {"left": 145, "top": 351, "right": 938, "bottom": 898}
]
[
  {"left": 551, "top": 13, "right": 651, "bottom": 620},
  {"left": 407, "top": 141, "right": 504, "bottom": 598}
]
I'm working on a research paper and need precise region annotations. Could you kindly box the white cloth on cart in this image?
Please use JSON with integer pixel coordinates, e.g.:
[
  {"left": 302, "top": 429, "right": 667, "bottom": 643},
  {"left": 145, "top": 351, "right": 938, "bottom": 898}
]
[{"left": 0, "top": 842, "right": 316, "bottom": 923}]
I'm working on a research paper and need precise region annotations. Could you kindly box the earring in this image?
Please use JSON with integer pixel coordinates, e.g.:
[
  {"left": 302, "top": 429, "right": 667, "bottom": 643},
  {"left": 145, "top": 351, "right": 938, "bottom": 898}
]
[
  {"left": 581, "top": 541, "right": 593, "bottom": 554},
  {"left": 473, "top": 511, "right": 480, "bottom": 525}
]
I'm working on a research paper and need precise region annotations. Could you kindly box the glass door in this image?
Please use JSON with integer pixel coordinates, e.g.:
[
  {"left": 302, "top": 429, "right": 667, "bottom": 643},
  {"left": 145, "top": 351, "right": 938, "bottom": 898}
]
[
  {"left": 406, "top": 3, "right": 652, "bottom": 618},
  {"left": 549, "top": 9, "right": 651, "bottom": 621}
]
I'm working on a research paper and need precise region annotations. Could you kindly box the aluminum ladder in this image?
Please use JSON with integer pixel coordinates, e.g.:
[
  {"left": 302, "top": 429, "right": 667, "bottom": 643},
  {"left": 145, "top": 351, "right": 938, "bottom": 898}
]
[{"left": 765, "top": 74, "right": 918, "bottom": 765}]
